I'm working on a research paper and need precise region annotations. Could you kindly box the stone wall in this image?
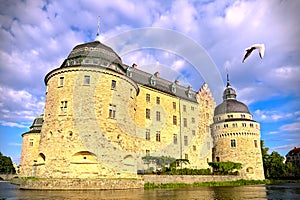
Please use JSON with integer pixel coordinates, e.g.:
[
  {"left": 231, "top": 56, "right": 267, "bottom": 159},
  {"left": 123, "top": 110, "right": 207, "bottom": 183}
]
[
  {"left": 20, "top": 179, "right": 144, "bottom": 190},
  {"left": 143, "top": 175, "right": 242, "bottom": 184},
  {"left": 19, "top": 133, "right": 40, "bottom": 177}
]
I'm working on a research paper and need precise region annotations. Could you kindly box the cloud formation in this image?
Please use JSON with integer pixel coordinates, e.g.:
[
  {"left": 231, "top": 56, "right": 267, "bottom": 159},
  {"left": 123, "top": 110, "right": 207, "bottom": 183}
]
[{"left": 0, "top": 0, "right": 299, "bottom": 158}]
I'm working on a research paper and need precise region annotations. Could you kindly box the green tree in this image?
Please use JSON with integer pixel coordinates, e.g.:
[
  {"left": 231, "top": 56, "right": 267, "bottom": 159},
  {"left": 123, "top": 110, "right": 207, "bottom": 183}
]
[
  {"left": 0, "top": 152, "right": 16, "bottom": 174},
  {"left": 142, "top": 156, "right": 176, "bottom": 169},
  {"left": 208, "top": 161, "right": 242, "bottom": 175},
  {"left": 260, "top": 140, "right": 299, "bottom": 178},
  {"left": 261, "top": 140, "right": 270, "bottom": 177}
]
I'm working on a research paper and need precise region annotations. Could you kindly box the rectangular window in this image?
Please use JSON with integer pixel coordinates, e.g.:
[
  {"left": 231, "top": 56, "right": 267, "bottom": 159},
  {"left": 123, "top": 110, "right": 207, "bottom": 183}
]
[
  {"left": 231, "top": 139, "right": 236, "bottom": 148},
  {"left": 241, "top": 114, "right": 246, "bottom": 118},
  {"left": 254, "top": 140, "right": 258, "bottom": 148},
  {"left": 146, "top": 94, "right": 150, "bottom": 102},
  {"left": 93, "top": 59, "right": 98, "bottom": 64},
  {"left": 156, "top": 97, "right": 160, "bottom": 104},
  {"left": 192, "top": 130, "right": 195, "bottom": 135},
  {"left": 242, "top": 123, "right": 246, "bottom": 127},
  {"left": 184, "top": 136, "right": 188, "bottom": 146},
  {"left": 111, "top": 80, "right": 116, "bottom": 89},
  {"left": 192, "top": 117, "right": 195, "bottom": 124},
  {"left": 29, "top": 141, "right": 33, "bottom": 146},
  {"left": 193, "top": 145, "right": 196, "bottom": 151},
  {"left": 173, "top": 102, "right": 176, "bottom": 110},
  {"left": 173, "top": 115, "right": 177, "bottom": 125},
  {"left": 156, "top": 111, "right": 161, "bottom": 121},
  {"left": 146, "top": 150, "right": 150, "bottom": 156},
  {"left": 184, "top": 118, "right": 187, "bottom": 127},
  {"left": 224, "top": 124, "right": 228, "bottom": 128},
  {"left": 183, "top": 105, "right": 186, "bottom": 112},
  {"left": 233, "top": 123, "right": 237, "bottom": 127},
  {"left": 59, "top": 77, "right": 64, "bottom": 87},
  {"left": 60, "top": 101, "right": 68, "bottom": 114},
  {"left": 185, "top": 154, "right": 188, "bottom": 160},
  {"left": 156, "top": 131, "right": 161, "bottom": 142},
  {"left": 250, "top": 123, "right": 254, "bottom": 127},
  {"left": 191, "top": 106, "right": 194, "bottom": 111},
  {"left": 146, "top": 129, "right": 150, "bottom": 140},
  {"left": 146, "top": 109, "right": 151, "bottom": 119},
  {"left": 84, "top": 75, "right": 90, "bottom": 85},
  {"left": 173, "top": 134, "right": 177, "bottom": 144},
  {"left": 109, "top": 104, "right": 116, "bottom": 119}
]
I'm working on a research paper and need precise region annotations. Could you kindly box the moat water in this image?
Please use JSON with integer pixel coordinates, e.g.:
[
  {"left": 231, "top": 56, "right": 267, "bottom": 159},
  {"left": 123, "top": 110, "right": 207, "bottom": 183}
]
[{"left": 1, "top": 181, "right": 300, "bottom": 200}]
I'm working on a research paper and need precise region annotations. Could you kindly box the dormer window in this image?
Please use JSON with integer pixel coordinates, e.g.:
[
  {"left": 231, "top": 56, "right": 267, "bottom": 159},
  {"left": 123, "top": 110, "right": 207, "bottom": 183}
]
[
  {"left": 186, "top": 86, "right": 193, "bottom": 98},
  {"left": 171, "top": 83, "right": 176, "bottom": 93},
  {"left": 150, "top": 75, "right": 156, "bottom": 86},
  {"left": 101, "top": 60, "right": 109, "bottom": 67},
  {"left": 126, "top": 67, "right": 133, "bottom": 77},
  {"left": 187, "top": 90, "right": 192, "bottom": 98}
]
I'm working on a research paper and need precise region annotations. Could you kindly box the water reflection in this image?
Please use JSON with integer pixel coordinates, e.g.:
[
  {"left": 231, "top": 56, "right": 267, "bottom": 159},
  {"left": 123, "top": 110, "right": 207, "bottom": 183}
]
[{"left": 1, "top": 182, "right": 300, "bottom": 200}]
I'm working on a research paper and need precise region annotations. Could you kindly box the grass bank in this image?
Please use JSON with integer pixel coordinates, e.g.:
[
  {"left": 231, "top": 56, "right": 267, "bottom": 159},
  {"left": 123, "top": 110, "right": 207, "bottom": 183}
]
[{"left": 144, "top": 179, "right": 273, "bottom": 189}]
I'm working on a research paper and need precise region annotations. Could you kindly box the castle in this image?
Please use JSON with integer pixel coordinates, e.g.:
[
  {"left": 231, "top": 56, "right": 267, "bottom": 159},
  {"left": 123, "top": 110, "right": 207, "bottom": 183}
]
[{"left": 19, "top": 34, "right": 265, "bottom": 180}]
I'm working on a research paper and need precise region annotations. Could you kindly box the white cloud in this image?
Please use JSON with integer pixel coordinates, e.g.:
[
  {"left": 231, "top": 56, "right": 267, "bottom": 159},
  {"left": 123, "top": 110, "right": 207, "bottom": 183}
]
[
  {"left": 8, "top": 142, "right": 22, "bottom": 147},
  {"left": 254, "top": 109, "right": 297, "bottom": 122},
  {"left": 280, "top": 122, "right": 300, "bottom": 132},
  {"left": 268, "top": 131, "right": 279, "bottom": 135},
  {"left": 0, "top": 86, "right": 44, "bottom": 126},
  {"left": 0, "top": 0, "right": 300, "bottom": 159},
  {"left": 0, "top": 121, "right": 28, "bottom": 128}
]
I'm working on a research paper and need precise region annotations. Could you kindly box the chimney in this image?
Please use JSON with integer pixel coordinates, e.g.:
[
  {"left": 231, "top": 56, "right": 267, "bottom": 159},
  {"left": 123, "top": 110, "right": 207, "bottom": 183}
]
[
  {"left": 175, "top": 80, "right": 179, "bottom": 85},
  {"left": 154, "top": 71, "right": 160, "bottom": 78},
  {"left": 132, "top": 63, "right": 137, "bottom": 68}
]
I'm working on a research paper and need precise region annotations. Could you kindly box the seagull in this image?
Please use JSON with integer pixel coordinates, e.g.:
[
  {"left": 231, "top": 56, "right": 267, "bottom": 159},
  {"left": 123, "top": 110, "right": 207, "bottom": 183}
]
[{"left": 242, "top": 43, "right": 265, "bottom": 63}]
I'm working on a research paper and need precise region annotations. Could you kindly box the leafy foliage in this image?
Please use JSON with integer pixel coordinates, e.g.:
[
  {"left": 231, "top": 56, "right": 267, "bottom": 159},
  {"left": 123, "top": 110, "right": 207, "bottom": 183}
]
[
  {"left": 0, "top": 152, "right": 16, "bottom": 174},
  {"left": 261, "top": 140, "right": 299, "bottom": 178},
  {"left": 142, "top": 155, "right": 176, "bottom": 169},
  {"left": 208, "top": 161, "right": 242, "bottom": 175}
]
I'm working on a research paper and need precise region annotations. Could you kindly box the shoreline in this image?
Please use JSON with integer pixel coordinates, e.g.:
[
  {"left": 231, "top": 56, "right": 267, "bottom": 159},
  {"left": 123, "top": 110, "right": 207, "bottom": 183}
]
[{"left": 7, "top": 176, "right": 300, "bottom": 190}]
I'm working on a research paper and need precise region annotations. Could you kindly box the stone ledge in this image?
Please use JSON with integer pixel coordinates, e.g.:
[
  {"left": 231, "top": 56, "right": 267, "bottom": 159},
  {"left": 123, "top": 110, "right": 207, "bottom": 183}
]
[
  {"left": 142, "top": 175, "right": 242, "bottom": 184},
  {"left": 20, "top": 179, "right": 144, "bottom": 190}
]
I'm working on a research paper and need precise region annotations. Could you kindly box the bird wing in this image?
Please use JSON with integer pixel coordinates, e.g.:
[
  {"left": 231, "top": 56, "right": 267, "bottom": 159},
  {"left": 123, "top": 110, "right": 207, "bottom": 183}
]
[
  {"left": 242, "top": 47, "right": 255, "bottom": 63},
  {"left": 252, "top": 44, "right": 265, "bottom": 59}
]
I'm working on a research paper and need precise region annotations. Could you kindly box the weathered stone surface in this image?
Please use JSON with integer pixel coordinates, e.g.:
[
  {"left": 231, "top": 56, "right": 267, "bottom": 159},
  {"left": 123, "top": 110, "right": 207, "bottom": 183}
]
[{"left": 20, "top": 179, "right": 144, "bottom": 190}]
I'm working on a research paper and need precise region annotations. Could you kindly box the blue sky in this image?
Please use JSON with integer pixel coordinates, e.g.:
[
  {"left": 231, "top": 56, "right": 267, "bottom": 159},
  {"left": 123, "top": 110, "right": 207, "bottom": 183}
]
[{"left": 0, "top": 0, "right": 299, "bottom": 164}]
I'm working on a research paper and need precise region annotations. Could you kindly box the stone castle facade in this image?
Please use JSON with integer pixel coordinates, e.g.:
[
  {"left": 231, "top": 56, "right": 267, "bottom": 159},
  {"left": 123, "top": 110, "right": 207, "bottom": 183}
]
[{"left": 20, "top": 37, "right": 265, "bottom": 180}]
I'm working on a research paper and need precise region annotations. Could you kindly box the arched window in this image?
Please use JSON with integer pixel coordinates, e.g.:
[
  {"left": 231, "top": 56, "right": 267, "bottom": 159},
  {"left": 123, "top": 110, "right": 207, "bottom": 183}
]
[
  {"left": 37, "top": 153, "right": 46, "bottom": 164},
  {"left": 71, "top": 151, "right": 97, "bottom": 164}
]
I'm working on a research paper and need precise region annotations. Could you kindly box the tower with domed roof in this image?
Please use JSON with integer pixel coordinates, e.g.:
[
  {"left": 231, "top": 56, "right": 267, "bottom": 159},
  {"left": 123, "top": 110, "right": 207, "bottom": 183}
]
[{"left": 211, "top": 73, "right": 265, "bottom": 180}]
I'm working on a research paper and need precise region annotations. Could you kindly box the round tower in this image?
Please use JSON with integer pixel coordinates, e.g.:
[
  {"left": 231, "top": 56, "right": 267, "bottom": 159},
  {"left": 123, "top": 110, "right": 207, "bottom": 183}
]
[
  {"left": 211, "top": 78, "right": 265, "bottom": 180},
  {"left": 35, "top": 39, "right": 139, "bottom": 179},
  {"left": 20, "top": 114, "right": 43, "bottom": 177}
]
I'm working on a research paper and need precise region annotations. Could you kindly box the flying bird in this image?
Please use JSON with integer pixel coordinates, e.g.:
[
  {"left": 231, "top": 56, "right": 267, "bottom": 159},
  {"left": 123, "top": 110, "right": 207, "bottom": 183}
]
[{"left": 242, "top": 44, "right": 265, "bottom": 63}]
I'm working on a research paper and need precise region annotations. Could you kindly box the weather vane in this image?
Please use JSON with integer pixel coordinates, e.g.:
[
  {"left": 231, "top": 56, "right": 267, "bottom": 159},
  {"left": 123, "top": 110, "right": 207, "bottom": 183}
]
[{"left": 97, "top": 16, "right": 100, "bottom": 36}]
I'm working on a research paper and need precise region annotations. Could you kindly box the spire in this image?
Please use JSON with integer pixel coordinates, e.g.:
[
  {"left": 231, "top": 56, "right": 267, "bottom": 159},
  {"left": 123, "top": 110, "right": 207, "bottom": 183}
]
[
  {"left": 95, "top": 16, "right": 101, "bottom": 42},
  {"left": 226, "top": 65, "right": 231, "bottom": 87},
  {"left": 222, "top": 65, "right": 236, "bottom": 100}
]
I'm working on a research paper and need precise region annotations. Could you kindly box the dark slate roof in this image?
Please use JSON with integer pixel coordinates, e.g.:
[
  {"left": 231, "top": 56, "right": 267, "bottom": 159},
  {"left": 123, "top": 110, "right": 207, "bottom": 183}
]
[
  {"left": 47, "top": 40, "right": 198, "bottom": 103},
  {"left": 130, "top": 67, "right": 198, "bottom": 103},
  {"left": 214, "top": 99, "right": 250, "bottom": 115},
  {"left": 23, "top": 114, "right": 44, "bottom": 135},
  {"left": 60, "top": 41, "right": 123, "bottom": 68},
  {"left": 214, "top": 82, "right": 250, "bottom": 115}
]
